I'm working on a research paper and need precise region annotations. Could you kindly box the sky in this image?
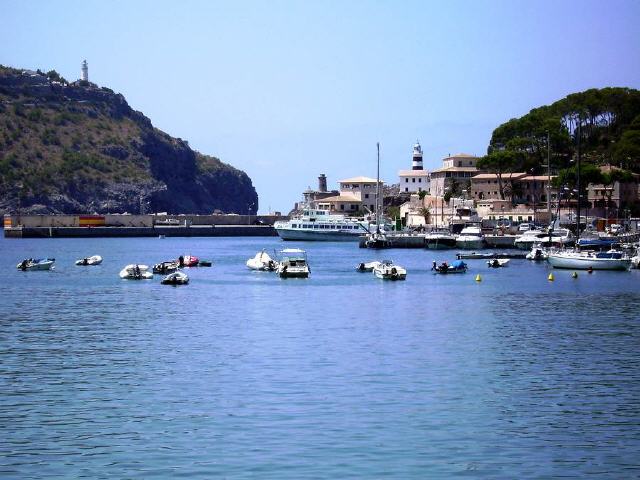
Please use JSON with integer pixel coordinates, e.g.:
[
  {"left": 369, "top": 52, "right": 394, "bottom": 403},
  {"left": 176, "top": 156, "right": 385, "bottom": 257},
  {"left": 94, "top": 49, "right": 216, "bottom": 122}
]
[{"left": 2, "top": 0, "right": 640, "bottom": 213}]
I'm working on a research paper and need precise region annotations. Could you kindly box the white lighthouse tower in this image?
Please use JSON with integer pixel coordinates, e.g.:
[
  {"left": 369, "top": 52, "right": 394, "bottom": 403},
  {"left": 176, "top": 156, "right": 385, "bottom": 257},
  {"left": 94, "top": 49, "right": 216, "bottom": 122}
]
[
  {"left": 81, "top": 60, "right": 88, "bottom": 82},
  {"left": 412, "top": 140, "right": 423, "bottom": 170}
]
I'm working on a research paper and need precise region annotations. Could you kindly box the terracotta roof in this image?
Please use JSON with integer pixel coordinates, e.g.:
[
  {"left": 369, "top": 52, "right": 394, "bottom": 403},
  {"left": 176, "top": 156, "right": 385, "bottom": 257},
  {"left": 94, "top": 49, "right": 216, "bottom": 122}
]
[{"left": 338, "top": 176, "right": 381, "bottom": 183}]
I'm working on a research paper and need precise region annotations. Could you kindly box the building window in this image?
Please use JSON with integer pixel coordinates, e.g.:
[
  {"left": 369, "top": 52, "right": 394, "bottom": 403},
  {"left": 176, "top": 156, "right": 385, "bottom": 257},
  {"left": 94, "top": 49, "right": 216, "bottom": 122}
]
[
  {"left": 405, "top": 178, "right": 409, "bottom": 183},
  {"left": 405, "top": 188, "right": 409, "bottom": 192},
  {"left": 418, "top": 178, "right": 422, "bottom": 183},
  {"left": 364, "top": 194, "right": 369, "bottom": 199},
  {"left": 351, "top": 205, "right": 357, "bottom": 210},
  {"left": 340, "top": 205, "right": 345, "bottom": 210},
  {"left": 412, "top": 178, "right": 415, "bottom": 183}
]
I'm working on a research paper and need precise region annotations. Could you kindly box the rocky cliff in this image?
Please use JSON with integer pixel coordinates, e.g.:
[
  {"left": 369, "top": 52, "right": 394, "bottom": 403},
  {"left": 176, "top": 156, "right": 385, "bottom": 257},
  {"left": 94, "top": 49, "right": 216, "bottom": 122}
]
[{"left": 0, "top": 65, "right": 258, "bottom": 214}]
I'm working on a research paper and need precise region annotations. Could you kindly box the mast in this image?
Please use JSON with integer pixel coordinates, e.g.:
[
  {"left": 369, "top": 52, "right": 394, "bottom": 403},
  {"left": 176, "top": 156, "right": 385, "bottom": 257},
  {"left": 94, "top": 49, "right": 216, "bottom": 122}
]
[
  {"left": 376, "top": 142, "right": 380, "bottom": 234},
  {"left": 547, "top": 130, "right": 551, "bottom": 217},
  {"left": 576, "top": 120, "right": 581, "bottom": 239}
]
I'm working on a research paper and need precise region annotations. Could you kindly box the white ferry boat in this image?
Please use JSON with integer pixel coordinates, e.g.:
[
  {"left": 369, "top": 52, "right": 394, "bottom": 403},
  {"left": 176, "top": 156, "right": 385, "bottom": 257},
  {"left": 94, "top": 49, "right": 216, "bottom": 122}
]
[{"left": 274, "top": 208, "right": 380, "bottom": 241}]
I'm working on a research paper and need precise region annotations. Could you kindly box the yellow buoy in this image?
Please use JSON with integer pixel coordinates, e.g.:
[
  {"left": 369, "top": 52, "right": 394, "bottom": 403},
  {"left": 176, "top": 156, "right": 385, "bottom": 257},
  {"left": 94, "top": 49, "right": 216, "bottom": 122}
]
[
  {"left": 548, "top": 272, "right": 554, "bottom": 281},
  {"left": 475, "top": 274, "right": 482, "bottom": 282},
  {"left": 571, "top": 272, "right": 578, "bottom": 279}
]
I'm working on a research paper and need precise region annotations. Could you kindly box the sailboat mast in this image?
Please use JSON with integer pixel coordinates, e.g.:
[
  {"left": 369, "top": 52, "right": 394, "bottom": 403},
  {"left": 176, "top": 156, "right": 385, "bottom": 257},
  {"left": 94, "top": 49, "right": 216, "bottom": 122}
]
[
  {"left": 376, "top": 142, "right": 380, "bottom": 234},
  {"left": 576, "top": 120, "right": 581, "bottom": 238}
]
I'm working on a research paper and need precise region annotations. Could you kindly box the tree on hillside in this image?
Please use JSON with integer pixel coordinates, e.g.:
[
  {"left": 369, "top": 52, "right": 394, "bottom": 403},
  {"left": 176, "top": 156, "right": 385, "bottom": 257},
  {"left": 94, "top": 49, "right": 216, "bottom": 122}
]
[
  {"left": 613, "top": 115, "right": 640, "bottom": 171},
  {"left": 476, "top": 150, "right": 523, "bottom": 200}
]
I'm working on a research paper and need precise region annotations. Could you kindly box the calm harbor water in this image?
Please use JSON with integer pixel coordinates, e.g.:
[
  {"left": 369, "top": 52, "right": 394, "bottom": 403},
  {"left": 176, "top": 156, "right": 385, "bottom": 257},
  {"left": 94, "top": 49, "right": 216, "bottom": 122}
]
[{"left": 1, "top": 234, "right": 639, "bottom": 478}]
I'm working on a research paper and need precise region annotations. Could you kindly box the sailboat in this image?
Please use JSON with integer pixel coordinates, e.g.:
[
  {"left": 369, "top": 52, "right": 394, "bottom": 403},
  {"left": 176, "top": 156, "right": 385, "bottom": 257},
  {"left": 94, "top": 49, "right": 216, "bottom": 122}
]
[
  {"left": 364, "top": 143, "right": 390, "bottom": 249},
  {"left": 547, "top": 121, "right": 630, "bottom": 271}
]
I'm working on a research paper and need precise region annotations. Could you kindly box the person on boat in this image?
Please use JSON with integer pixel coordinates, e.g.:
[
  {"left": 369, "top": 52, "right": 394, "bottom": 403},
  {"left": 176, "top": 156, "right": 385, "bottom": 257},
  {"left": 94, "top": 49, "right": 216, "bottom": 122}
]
[
  {"left": 134, "top": 264, "right": 141, "bottom": 279},
  {"left": 178, "top": 256, "right": 184, "bottom": 268},
  {"left": 491, "top": 259, "right": 499, "bottom": 268},
  {"left": 20, "top": 259, "right": 29, "bottom": 270},
  {"left": 83, "top": 258, "right": 88, "bottom": 265},
  {"left": 432, "top": 261, "right": 437, "bottom": 271}
]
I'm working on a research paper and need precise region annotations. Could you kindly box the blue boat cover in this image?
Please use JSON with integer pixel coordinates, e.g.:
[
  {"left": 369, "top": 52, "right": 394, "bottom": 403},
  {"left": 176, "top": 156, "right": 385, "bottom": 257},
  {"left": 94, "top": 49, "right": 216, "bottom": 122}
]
[{"left": 452, "top": 260, "right": 466, "bottom": 269}]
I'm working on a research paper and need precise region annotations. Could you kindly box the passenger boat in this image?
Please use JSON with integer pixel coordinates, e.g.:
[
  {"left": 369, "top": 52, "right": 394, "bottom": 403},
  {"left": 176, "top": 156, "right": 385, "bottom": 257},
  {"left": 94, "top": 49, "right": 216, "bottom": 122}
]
[
  {"left": 75, "top": 255, "right": 103, "bottom": 266},
  {"left": 161, "top": 271, "right": 189, "bottom": 285},
  {"left": 277, "top": 249, "right": 310, "bottom": 278},
  {"left": 246, "top": 250, "right": 278, "bottom": 271},
  {"left": 547, "top": 250, "right": 631, "bottom": 270},
  {"left": 432, "top": 259, "right": 467, "bottom": 274},
  {"left": 425, "top": 230, "right": 457, "bottom": 249},
  {"left": 17, "top": 258, "right": 55, "bottom": 271},
  {"left": 153, "top": 261, "right": 179, "bottom": 274},
  {"left": 119, "top": 264, "right": 153, "bottom": 279},
  {"left": 356, "top": 260, "right": 382, "bottom": 272},
  {"left": 456, "top": 226, "right": 484, "bottom": 249},
  {"left": 487, "top": 258, "right": 510, "bottom": 268},
  {"left": 373, "top": 260, "right": 407, "bottom": 280},
  {"left": 274, "top": 208, "right": 376, "bottom": 241}
]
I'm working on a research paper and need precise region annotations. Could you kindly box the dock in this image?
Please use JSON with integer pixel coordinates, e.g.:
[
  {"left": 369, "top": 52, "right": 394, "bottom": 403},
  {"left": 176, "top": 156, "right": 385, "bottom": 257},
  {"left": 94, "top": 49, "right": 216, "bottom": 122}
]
[{"left": 456, "top": 251, "right": 528, "bottom": 260}]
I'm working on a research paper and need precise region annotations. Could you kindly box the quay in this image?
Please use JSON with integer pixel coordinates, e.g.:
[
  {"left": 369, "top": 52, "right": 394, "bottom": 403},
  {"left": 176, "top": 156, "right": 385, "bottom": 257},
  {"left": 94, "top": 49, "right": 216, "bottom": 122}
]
[{"left": 3, "top": 214, "right": 282, "bottom": 238}]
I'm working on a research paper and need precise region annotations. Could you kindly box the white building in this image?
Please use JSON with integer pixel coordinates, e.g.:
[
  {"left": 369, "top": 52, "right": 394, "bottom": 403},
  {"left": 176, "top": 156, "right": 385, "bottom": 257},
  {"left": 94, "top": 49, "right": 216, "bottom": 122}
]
[
  {"left": 429, "top": 153, "right": 480, "bottom": 198},
  {"left": 316, "top": 176, "right": 384, "bottom": 214},
  {"left": 398, "top": 141, "right": 430, "bottom": 193}
]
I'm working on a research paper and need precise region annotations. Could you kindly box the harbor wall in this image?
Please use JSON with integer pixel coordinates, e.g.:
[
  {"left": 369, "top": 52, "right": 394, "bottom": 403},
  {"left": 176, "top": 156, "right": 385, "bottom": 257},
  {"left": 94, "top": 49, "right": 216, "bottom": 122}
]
[{"left": 4, "top": 225, "right": 277, "bottom": 238}]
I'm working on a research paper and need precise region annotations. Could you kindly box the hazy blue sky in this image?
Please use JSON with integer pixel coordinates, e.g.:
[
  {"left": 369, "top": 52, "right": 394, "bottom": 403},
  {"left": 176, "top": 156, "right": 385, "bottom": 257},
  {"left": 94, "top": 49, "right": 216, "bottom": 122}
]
[{"left": 2, "top": 0, "right": 639, "bottom": 213}]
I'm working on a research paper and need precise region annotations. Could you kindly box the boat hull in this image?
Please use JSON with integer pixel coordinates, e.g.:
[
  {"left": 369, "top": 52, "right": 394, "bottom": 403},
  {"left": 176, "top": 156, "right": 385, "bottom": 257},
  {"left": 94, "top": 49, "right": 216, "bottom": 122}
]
[
  {"left": 547, "top": 254, "right": 631, "bottom": 270},
  {"left": 456, "top": 238, "right": 485, "bottom": 249},
  {"left": 425, "top": 237, "right": 457, "bottom": 249},
  {"left": 276, "top": 228, "right": 363, "bottom": 241}
]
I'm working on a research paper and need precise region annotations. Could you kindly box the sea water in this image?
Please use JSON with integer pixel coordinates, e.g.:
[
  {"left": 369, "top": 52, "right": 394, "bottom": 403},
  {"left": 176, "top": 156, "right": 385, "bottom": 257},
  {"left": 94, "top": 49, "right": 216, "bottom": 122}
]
[{"left": 1, "top": 235, "right": 639, "bottom": 478}]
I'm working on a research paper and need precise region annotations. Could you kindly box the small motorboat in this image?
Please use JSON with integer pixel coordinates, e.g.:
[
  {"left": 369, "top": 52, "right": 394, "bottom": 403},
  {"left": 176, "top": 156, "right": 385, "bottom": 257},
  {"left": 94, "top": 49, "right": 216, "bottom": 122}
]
[
  {"left": 432, "top": 259, "right": 467, "bottom": 274},
  {"left": 161, "top": 271, "right": 189, "bottom": 285},
  {"left": 17, "top": 258, "right": 55, "bottom": 271},
  {"left": 246, "top": 250, "right": 278, "bottom": 271},
  {"left": 356, "top": 260, "right": 382, "bottom": 272},
  {"left": 75, "top": 255, "right": 103, "bottom": 266},
  {"left": 373, "top": 260, "right": 407, "bottom": 280},
  {"left": 178, "top": 255, "right": 199, "bottom": 267},
  {"left": 277, "top": 248, "right": 310, "bottom": 278},
  {"left": 153, "top": 261, "right": 178, "bottom": 274},
  {"left": 197, "top": 259, "right": 213, "bottom": 267},
  {"left": 487, "top": 258, "right": 510, "bottom": 268},
  {"left": 119, "top": 264, "right": 153, "bottom": 279},
  {"left": 526, "top": 245, "right": 549, "bottom": 261}
]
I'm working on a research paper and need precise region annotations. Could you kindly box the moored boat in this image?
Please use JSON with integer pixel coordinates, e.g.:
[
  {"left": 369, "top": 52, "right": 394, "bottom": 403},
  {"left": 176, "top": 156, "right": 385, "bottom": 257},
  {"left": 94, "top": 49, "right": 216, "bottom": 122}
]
[
  {"left": 17, "top": 258, "right": 55, "bottom": 271},
  {"left": 277, "top": 249, "right": 310, "bottom": 278},
  {"left": 161, "top": 271, "right": 189, "bottom": 285},
  {"left": 432, "top": 259, "right": 467, "bottom": 274},
  {"left": 456, "top": 226, "right": 484, "bottom": 249},
  {"left": 274, "top": 208, "right": 376, "bottom": 241},
  {"left": 373, "top": 260, "right": 407, "bottom": 280},
  {"left": 75, "top": 255, "right": 103, "bottom": 266},
  {"left": 119, "top": 264, "right": 153, "bottom": 279},
  {"left": 153, "top": 261, "right": 179, "bottom": 274},
  {"left": 179, "top": 255, "right": 199, "bottom": 267},
  {"left": 487, "top": 258, "right": 510, "bottom": 268},
  {"left": 547, "top": 250, "right": 631, "bottom": 270},
  {"left": 356, "top": 260, "right": 382, "bottom": 272},
  {"left": 246, "top": 250, "right": 278, "bottom": 271},
  {"left": 425, "top": 230, "right": 457, "bottom": 249}
]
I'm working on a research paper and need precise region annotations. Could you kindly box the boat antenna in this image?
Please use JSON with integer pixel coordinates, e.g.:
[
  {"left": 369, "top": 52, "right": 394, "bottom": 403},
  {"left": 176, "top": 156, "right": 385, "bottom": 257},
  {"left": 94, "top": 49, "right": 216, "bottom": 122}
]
[{"left": 376, "top": 142, "right": 380, "bottom": 235}]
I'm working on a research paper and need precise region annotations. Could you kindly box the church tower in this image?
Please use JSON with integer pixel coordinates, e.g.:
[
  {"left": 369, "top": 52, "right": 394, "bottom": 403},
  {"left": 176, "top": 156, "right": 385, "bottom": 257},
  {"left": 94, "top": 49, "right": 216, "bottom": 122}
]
[
  {"left": 81, "top": 60, "right": 88, "bottom": 82},
  {"left": 412, "top": 141, "right": 423, "bottom": 170}
]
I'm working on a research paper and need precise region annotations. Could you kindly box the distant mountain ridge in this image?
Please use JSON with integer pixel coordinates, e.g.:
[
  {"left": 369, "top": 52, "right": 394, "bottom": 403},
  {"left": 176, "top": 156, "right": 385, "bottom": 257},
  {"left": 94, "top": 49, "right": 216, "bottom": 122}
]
[{"left": 0, "top": 65, "right": 258, "bottom": 215}]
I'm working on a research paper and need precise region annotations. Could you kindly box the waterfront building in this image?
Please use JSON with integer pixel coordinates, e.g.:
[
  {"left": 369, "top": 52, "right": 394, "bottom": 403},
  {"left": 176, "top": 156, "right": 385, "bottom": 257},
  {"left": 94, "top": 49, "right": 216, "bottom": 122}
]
[
  {"left": 430, "top": 153, "right": 480, "bottom": 198},
  {"left": 587, "top": 165, "right": 639, "bottom": 218},
  {"left": 316, "top": 176, "right": 384, "bottom": 214},
  {"left": 398, "top": 141, "right": 430, "bottom": 193}
]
